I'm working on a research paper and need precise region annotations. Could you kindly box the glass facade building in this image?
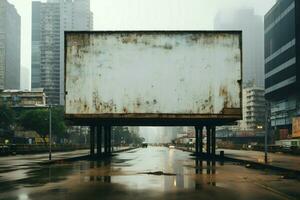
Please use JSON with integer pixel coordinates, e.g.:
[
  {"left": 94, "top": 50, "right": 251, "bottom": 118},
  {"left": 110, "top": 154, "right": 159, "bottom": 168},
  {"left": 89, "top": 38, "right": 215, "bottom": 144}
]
[
  {"left": 264, "top": 0, "right": 300, "bottom": 133},
  {"left": 31, "top": 1, "right": 61, "bottom": 105},
  {"left": 31, "top": 0, "right": 93, "bottom": 105}
]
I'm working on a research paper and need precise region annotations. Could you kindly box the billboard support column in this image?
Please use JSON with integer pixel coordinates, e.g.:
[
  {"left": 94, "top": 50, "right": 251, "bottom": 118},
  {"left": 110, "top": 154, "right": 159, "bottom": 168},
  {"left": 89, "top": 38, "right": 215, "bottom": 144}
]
[
  {"left": 206, "top": 126, "right": 211, "bottom": 156},
  {"left": 97, "top": 125, "right": 102, "bottom": 157},
  {"left": 195, "top": 126, "right": 204, "bottom": 156},
  {"left": 212, "top": 126, "right": 216, "bottom": 157},
  {"left": 199, "top": 126, "right": 203, "bottom": 156},
  {"left": 103, "top": 125, "right": 112, "bottom": 155},
  {"left": 195, "top": 126, "right": 199, "bottom": 154},
  {"left": 104, "top": 126, "right": 108, "bottom": 154},
  {"left": 108, "top": 126, "right": 112, "bottom": 153},
  {"left": 90, "top": 126, "right": 95, "bottom": 156}
]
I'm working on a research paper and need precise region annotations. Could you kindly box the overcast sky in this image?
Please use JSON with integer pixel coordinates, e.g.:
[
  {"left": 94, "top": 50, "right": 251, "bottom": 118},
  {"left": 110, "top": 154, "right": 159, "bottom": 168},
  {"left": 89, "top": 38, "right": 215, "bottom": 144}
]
[{"left": 8, "top": 0, "right": 276, "bottom": 89}]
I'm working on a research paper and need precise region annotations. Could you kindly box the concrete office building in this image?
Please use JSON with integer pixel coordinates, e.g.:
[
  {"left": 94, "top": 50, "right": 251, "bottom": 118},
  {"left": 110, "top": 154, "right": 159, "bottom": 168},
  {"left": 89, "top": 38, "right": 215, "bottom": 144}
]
[
  {"left": 239, "top": 87, "right": 266, "bottom": 133},
  {"left": 62, "top": 0, "right": 93, "bottom": 30},
  {"left": 214, "top": 8, "right": 265, "bottom": 88},
  {"left": 31, "top": 0, "right": 93, "bottom": 105},
  {"left": 265, "top": 0, "right": 300, "bottom": 136},
  {"left": 0, "top": 0, "right": 21, "bottom": 90},
  {"left": 217, "top": 87, "right": 266, "bottom": 137}
]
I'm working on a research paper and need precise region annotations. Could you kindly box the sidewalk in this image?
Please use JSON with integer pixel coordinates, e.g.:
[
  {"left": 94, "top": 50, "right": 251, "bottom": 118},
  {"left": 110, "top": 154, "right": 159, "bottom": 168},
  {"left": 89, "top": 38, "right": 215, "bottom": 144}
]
[
  {"left": 0, "top": 146, "right": 136, "bottom": 170},
  {"left": 43, "top": 146, "right": 137, "bottom": 164},
  {"left": 178, "top": 146, "right": 300, "bottom": 173},
  {"left": 219, "top": 149, "right": 300, "bottom": 172}
]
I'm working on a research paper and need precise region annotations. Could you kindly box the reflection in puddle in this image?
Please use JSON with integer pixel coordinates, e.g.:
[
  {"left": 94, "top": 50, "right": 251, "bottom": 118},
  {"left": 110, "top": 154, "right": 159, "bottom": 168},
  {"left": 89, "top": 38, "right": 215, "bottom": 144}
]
[
  {"left": 72, "top": 149, "right": 220, "bottom": 192},
  {"left": 1, "top": 148, "right": 222, "bottom": 195},
  {"left": 195, "top": 160, "right": 216, "bottom": 189},
  {"left": 194, "top": 160, "right": 217, "bottom": 189},
  {"left": 88, "top": 160, "right": 111, "bottom": 183},
  {"left": 18, "top": 193, "right": 29, "bottom": 200}
]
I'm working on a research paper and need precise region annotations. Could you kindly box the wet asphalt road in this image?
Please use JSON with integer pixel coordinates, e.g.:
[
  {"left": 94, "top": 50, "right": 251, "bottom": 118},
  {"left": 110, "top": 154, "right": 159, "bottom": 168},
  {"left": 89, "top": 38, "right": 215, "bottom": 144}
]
[{"left": 1, "top": 147, "right": 300, "bottom": 200}]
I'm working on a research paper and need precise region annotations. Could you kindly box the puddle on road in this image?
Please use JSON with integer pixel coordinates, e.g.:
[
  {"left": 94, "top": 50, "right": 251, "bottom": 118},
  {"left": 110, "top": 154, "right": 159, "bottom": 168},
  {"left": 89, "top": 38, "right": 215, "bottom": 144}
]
[{"left": 138, "top": 171, "right": 177, "bottom": 176}]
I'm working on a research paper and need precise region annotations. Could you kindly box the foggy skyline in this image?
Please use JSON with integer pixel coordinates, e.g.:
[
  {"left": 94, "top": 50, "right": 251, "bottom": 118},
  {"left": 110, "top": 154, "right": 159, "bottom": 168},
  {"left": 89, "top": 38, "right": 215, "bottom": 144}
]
[
  {"left": 8, "top": 0, "right": 275, "bottom": 90},
  {"left": 139, "top": 127, "right": 179, "bottom": 143}
]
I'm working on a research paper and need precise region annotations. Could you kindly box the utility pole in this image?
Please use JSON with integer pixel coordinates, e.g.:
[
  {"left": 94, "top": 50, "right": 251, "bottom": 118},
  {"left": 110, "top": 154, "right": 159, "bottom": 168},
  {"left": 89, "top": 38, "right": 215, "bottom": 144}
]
[{"left": 265, "top": 101, "right": 270, "bottom": 164}]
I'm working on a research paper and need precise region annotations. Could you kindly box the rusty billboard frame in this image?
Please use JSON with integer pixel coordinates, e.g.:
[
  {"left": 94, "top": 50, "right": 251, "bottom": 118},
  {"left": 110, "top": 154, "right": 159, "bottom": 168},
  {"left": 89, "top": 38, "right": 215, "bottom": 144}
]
[{"left": 64, "top": 30, "right": 243, "bottom": 126}]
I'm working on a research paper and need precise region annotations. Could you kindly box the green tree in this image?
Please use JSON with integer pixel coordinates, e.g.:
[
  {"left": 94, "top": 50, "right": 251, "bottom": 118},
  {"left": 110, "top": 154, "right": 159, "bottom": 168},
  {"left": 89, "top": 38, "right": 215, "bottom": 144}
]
[
  {"left": 113, "top": 126, "right": 144, "bottom": 145},
  {"left": 0, "top": 103, "right": 15, "bottom": 133},
  {"left": 19, "top": 107, "right": 67, "bottom": 144}
]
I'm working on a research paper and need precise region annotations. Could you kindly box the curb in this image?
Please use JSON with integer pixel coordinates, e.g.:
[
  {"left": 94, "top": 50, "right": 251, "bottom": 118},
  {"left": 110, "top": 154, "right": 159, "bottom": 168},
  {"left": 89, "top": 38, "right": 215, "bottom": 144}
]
[
  {"left": 223, "top": 156, "right": 300, "bottom": 176},
  {"left": 41, "top": 147, "right": 139, "bottom": 165}
]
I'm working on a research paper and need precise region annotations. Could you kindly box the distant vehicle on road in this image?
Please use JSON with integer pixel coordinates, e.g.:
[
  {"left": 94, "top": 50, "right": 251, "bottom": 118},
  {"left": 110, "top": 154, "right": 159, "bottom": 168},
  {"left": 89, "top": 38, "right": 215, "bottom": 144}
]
[{"left": 142, "top": 143, "right": 148, "bottom": 148}]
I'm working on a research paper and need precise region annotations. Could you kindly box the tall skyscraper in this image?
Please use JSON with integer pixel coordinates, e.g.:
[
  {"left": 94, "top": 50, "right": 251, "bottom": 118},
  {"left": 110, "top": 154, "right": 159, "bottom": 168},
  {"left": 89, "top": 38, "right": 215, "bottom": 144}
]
[
  {"left": 62, "top": 0, "right": 93, "bottom": 30},
  {"left": 21, "top": 67, "right": 30, "bottom": 90},
  {"left": 31, "top": 0, "right": 93, "bottom": 105},
  {"left": 214, "top": 8, "right": 264, "bottom": 88},
  {"left": 0, "top": 0, "right": 21, "bottom": 90},
  {"left": 31, "top": 1, "right": 61, "bottom": 105},
  {"left": 264, "top": 0, "right": 300, "bottom": 136}
]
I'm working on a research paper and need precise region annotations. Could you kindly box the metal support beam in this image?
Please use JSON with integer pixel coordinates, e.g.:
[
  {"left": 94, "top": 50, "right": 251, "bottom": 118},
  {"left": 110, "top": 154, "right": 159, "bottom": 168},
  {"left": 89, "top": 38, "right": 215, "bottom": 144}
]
[
  {"left": 90, "top": 126, "right": 95, "bottom": 156},
  {"left": 211, "top": 126, "right": 216, "bottom": 157},
  {"left": 97, "top": 125, "right": 102, "bottom": 157}
]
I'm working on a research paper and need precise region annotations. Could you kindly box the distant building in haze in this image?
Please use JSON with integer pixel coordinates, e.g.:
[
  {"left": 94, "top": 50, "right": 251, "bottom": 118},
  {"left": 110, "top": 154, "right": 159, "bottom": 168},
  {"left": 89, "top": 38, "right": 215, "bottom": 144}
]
[
  {"left": 0, "top": 0, "right": 21, "bottom": 90},
  {"left": 214, "top": 8, "right": 264, "bottom": 88},
  {"left": 60, "top": 0, "right": 93, "bottom": 105},
  {"left": 264, "top": 0, "right": 300, "bottom": 137}
]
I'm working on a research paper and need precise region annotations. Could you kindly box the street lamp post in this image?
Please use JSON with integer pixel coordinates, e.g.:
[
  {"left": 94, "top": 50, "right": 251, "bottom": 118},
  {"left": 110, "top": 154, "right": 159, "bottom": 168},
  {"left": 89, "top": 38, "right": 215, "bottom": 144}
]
[
  {"left": 49, "top": 104, "right": 52, "bottom": 160},
  {"left": 264, "top": 125, "right": 268, "bottom": 164},
  {"left": 265, "top": 101, "right": 271, "bottom": 164}
]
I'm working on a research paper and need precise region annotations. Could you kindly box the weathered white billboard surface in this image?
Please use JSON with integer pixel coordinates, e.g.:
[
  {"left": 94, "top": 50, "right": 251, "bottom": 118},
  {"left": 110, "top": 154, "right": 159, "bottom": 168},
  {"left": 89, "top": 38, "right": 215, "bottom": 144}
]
[{"left": 65, "top": 31, "right": 242, "bottom": 125}]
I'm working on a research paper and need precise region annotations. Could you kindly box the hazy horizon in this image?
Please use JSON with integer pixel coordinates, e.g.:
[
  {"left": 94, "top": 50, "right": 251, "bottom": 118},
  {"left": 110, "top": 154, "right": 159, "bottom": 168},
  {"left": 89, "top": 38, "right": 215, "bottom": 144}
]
[{"left": 7, "top": 0, "right": 276, "bottom": 90}]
